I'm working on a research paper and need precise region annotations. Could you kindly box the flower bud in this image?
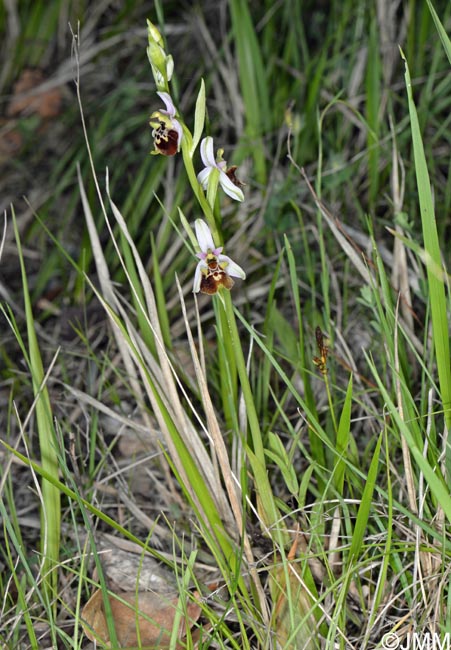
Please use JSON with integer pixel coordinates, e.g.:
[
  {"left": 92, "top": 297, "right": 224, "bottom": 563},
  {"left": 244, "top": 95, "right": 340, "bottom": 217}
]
[
  {"left": 146, "top": 20, "right": 169, "bottom": 89},
  {"left": 147, "top": 41, "right": 167, "bottom": 81},
  {"left": 147, "top": 20, "right": 163, "bottom": 47}
]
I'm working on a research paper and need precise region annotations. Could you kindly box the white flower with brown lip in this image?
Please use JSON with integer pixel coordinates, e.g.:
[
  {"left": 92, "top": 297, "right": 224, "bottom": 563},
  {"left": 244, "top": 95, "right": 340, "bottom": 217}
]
[
  {"left": 193, "top": 219, "right": 246, "bottom": 295},
  {"left": 197, "top": 137, "right": 244, "bottom": 202}
]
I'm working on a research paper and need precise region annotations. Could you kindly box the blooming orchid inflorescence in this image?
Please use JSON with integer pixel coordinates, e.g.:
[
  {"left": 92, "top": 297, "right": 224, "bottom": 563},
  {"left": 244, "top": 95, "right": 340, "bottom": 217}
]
[{"left": 147, "top": 24, "right": 246, "bottom": 296}]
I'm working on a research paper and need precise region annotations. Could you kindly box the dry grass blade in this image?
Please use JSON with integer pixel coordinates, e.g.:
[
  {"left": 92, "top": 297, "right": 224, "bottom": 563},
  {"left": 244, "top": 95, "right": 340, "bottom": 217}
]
[
  {"left": 414, "top": 386, "right": 444, "bottom": 599},
  {"left": 393, "top": 296, "right": 417, "bottom": 515},
  {"left": 63, "top": 384, "right": 153, "bottom": 437},
  {"left": 176, "top": 278, "right": 240, "bottom": 533},
  {"left": 389, "top": 116, "right": 414, "bottom": 331},
  {"left": 105, "top": 174, "right": 186, "bottom": 426},
  {"left": 77, "top": 166, "right": 150, "bottom": 429},
  {"left": 0, "top": 211, "right": 6, "bottom": 262}
]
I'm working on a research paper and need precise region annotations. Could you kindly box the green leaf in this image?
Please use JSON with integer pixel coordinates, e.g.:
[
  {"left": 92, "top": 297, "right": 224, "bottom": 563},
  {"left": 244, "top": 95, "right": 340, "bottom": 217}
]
[
  {"left": 266, "top": 432, "right": 299, "bottom": 495},
  {"left": 366, "top": 351, "right": 451, "bottom": 526},
  {"left": 347, "top": 432, "right": 382, "bottom": 564},
  {"left": 402, "top": 49, "right": 451, "bottom": 439},
  {"left": 190, "top": 79, "right": 206, "bottom": 157},
  {"left": 229, "top": 0, "right": 269, "bottom": 182},
  {"left": 298, "top": 464, "right": 316, "bottom": 509},
  {"left": 426, "top": 0, "right": 451, "bottom": 66},
  {"left": 178, "top": 206, "right": 198, "bottom": 250},
  {"left": 334, "top": 374, "right": 353, "bottom": 494},
  {"left": 10, "top": 207, "right": 60, "bottom": 604}
]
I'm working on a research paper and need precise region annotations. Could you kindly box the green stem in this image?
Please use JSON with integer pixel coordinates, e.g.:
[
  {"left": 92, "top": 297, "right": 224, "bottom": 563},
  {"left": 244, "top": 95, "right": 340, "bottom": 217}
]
[
  {"left": 221, "top": 291, "right": 280, "bottom": 531},
  {"left": 324, "top": 372, "right": 338, "bottom": 434},
  {"left": 181, "top": 135, "right": 221, "bottom": 244},
  {"left": 214, "top": 299, "right": 238, "bottom": 432}
]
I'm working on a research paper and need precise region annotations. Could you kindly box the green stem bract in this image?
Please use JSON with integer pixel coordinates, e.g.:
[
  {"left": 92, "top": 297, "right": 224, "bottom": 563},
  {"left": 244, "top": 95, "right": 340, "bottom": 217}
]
[{"left": 324, "top": 372, "right": 338, "bottom": 434}]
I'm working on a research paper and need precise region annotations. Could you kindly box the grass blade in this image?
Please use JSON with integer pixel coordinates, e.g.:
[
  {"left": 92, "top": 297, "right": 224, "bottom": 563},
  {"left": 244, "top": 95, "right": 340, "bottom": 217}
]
[
  {"left": 229, "top": 0, "right": 269, "bottom": 183},
  {"left": 190, "top": 78, "right": 206, "bottom": 156},
  {"left": 10, "top": 207, "right": 60, "bottom": 605},
  {"left": 347, "top": 432, "right": 382, "bottom": 564},
  {"left": 402, "top": 51, "right": 451, "bottom": 446},
  {"left": 366, "top": 19, "right": 381, "bottom": 207},
  {"left": 334, "top": 374, "right": 353, "bottom": 495},
  {"left": 426, "top": 0, "right": 451, "bottom": 66}
]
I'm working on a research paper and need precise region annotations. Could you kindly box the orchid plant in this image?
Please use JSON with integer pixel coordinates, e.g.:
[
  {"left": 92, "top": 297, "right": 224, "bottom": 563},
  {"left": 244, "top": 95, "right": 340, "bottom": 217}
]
[{"left": 145, "top": 19, "right": 280, "bottom": 607}]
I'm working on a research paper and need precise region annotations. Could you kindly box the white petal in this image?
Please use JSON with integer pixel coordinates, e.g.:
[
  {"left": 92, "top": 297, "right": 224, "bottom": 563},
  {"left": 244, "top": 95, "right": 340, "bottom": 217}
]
[
  {"left": 197, "top": 167, "right": 211, "bottom": 189},
  {"left": 219, "top": 171, "right": 244, "bottom": 202},
  {"left": 173, "top": 119, "right": 183, "bottom": 149},
  {"left": 219, "top": 255, "right": 246, "bottom": 280},
  {"left": 200, "top": 136, "right": 216, "bottom": 167},
  {"left": 193, "top": 262, "right": 204, "bottom": 292},
  {"left": 157, "top": 91, "right": 175, "bottom": 117},
  {"left": 195, "top": 219, "right": 215, "bottom": 252}
]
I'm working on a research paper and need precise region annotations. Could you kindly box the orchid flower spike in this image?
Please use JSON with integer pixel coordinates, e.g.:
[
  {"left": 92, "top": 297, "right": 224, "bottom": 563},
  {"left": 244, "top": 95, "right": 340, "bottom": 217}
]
[
  {"left": 197, "top": 137, "right": 244, "bottom": 202},
  {"left": 149, "top": 92, "right": 183, "bottom": 156},
  {"left": 193, "top": 219, "right": 246, "bottom": 295}
]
